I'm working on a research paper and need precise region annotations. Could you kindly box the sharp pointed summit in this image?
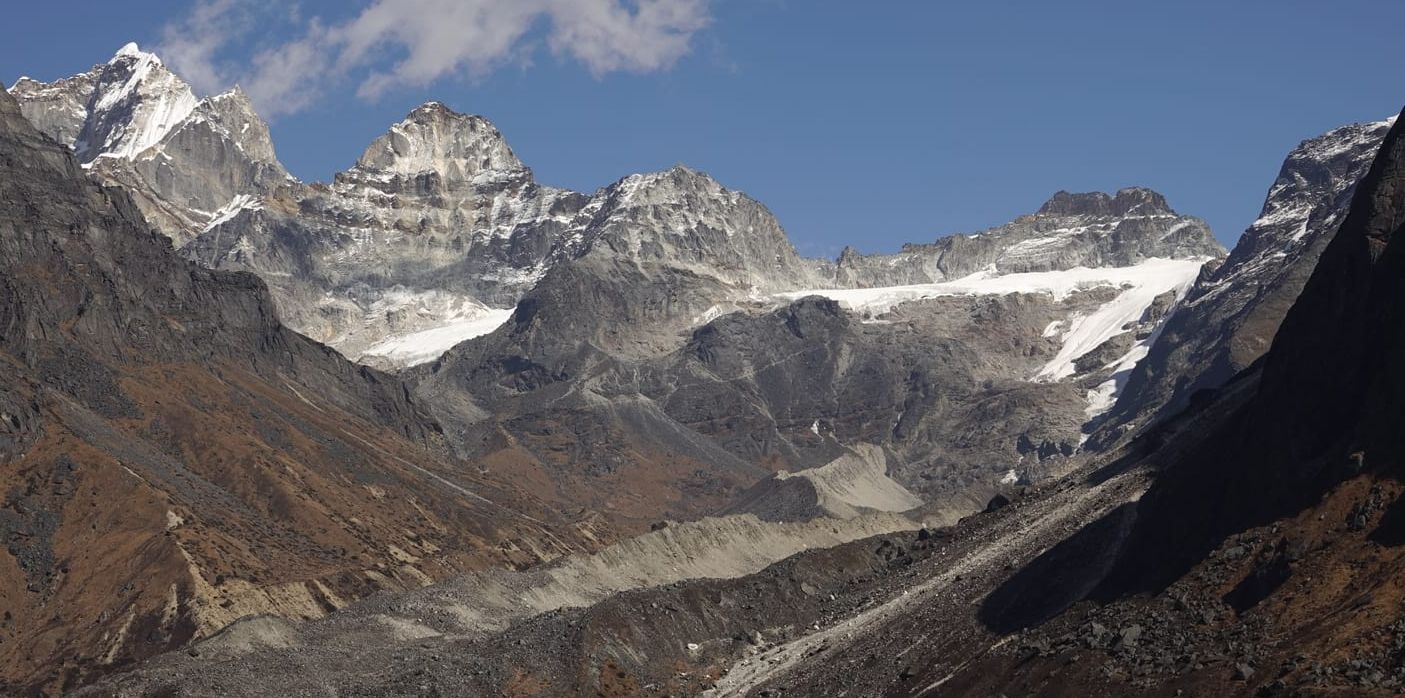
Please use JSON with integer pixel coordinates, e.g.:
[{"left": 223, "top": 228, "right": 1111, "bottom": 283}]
[
  {"left": 111, "top": 41, "right": 149, "bottom": 61},
  {"left": 9, "top": 44, "right": 289, "bottom": 244}
]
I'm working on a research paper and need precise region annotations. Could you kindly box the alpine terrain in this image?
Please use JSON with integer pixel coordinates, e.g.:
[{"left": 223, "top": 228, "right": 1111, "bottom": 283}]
[
  {"left": 2, "top": 33, "right": 1396, "bottom": 698},
  {"left": 9, "top": 45, "right": 1230, "bottom": 529}
]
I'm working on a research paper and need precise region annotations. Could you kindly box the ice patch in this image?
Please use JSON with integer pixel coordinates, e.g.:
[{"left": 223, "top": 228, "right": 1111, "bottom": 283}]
[
  {"left": 1080, "top": 273, "right": 1197, "bottom": 420},
  {"left": 358, "top": 307, "right": 514, "bottom": 367},
  {"left": 693, "top": 304, "right": 727, "bottom": 326}
]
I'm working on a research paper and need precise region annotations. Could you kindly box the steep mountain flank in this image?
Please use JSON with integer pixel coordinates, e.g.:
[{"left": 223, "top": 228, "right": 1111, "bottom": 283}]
[
  {"left": 0, "top": 83, "right": 593, "bottom": 694},
  {"left": 1098, "top": 118, "right": 1393, "bottom": 439},
  {"left": 1103, "top": 109, "right": 1405, "bottom": 599},
  {"left": 932, "top": 103, "right": 1405, "bottom": 698}
]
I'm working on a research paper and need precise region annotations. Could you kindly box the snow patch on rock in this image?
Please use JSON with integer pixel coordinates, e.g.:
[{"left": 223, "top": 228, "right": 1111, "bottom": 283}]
[{"left": 358, "top": 306, "right": 514, "bottom": 368}]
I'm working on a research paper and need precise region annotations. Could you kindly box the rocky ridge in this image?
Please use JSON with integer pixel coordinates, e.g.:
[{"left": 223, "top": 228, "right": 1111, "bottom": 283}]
[
  {"left": 833, "top": 187, "right": 1221, "bottom": 287},
  {"left": 13, "top": 45, "right": 1223, "bottom": 374},
  {"left": 1098, "top": 117, "right": 1395, "bottom": 439}
]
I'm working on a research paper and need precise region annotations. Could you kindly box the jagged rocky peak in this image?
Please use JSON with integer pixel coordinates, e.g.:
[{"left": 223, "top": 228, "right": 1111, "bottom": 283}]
[
  {"left": 195, "top": 85, "right": 282, "bottom": 165},
  {"left": 1036, "top": 187, "right": 1173, "bottom": 217},
  {"left": 76, "top": 42, "right": 198, "bottom": 162},
  {"left": 8, "top": 42, "right": 199, "bottom": 163},
  {"left": 607, "top": 164, "right": 733, "bottom": 207},
  {"left": 1220, "top": 118, "right": 1396, "bottom": 277},
  {"left": 9, "top": 44, "right": 289, "bottom": 244},
  {"left": 353, "top": 101, "right": 524, "bottom": 180},
  {"left": 584, "top": 163, "right": 822, "bottom": 291},
  {"left": 8, "top": 44, "right": 279, "bottom": 168}
]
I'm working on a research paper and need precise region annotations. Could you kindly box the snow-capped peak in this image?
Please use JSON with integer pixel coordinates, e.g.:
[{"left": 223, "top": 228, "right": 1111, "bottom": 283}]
[
  {"left": 76, "top": 44, "right": 199, "bottom": 161},
  {"left": 112, "top": 42, "right": 154, "bottom": 63}
]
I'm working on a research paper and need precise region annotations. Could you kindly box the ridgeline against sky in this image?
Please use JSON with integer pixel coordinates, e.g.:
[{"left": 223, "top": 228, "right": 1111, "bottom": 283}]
[{"left": 4, "top": 1, "right": 1402, "bottom": 256}]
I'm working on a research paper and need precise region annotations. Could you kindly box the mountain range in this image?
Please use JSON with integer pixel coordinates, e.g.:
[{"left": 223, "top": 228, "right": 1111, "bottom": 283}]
[{"left": 2, "top": 42, "right": 1398, "bottom": 697}]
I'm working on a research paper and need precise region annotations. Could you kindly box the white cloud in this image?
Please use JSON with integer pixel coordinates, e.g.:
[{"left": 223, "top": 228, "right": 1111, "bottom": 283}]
[
  {"left": 159, "top": 0, "right": 712, "bottom": 117},
  {"left": 157, "top": 0, "right": 249, "bottom": 95}
]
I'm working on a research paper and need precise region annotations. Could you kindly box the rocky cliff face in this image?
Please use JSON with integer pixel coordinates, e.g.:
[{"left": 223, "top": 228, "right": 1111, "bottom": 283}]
[
  {"left": 1106, "top": 110, "right": 1405, "bottom": 595},
  {"left": 928, "top": 105, "right": 1405, "bottom": 697},
  {"left": 1096, "top": 118, "right": 1394, "bottom": 440},
  {"left": 0, "top": 82, "right": 594, "bottom": 694}
]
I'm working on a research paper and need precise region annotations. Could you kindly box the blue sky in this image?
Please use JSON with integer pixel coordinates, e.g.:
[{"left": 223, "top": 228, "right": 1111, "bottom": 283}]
[{"left": 5, "top": 1, "right": 1404, "bottom": 257}]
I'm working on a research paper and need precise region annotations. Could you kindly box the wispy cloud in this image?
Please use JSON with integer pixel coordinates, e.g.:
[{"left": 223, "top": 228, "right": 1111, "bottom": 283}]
[{"left": 159, "top": 0, "right": 712, "bottom": 117}]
